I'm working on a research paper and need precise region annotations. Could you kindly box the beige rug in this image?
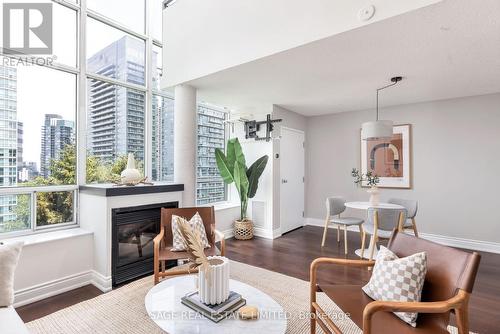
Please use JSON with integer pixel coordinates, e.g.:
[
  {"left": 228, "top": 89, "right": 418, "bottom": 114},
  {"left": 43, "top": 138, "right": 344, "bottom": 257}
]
[{"left": 27, "top": 261, "right": 469, "bottom": 334}]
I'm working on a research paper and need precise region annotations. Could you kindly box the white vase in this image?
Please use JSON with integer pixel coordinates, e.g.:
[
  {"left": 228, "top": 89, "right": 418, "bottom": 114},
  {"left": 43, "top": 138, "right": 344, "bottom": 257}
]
[
  {"left": 367, "top": 186, "right": 380, "bottom": 206},
  {"left": 198, "top": 256, "right": 230, "bottom": 305},
  {"left": 120, "top": 153, "right": 142, "bottom": 183}
]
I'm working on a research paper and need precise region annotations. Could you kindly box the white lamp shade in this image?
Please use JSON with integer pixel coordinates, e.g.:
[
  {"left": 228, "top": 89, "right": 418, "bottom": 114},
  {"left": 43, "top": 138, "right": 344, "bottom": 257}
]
[{"left": 361, "top": 120, "right": 393, "bottom": 140}]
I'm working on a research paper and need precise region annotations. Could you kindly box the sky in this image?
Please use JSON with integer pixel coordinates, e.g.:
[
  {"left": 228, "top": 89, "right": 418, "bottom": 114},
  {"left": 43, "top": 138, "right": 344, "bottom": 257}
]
[{"left": 0, "top": 0, "right": 163, "bottom": 168}]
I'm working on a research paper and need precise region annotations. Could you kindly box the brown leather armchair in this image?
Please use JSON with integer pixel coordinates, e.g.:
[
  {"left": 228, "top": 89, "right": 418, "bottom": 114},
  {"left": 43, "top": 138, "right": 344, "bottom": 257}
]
[
  {"left": 310, "top": 230, "right": 480, "bottom": 334},
  {"left": 153, "top": 207, "right": 225, "bottom": 285}
]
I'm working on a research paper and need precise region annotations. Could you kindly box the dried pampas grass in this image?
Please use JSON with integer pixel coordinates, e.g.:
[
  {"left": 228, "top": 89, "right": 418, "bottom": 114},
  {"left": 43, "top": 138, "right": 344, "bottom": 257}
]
[{"left": 177, "top": 217, "right": 212, "bottom": 281}]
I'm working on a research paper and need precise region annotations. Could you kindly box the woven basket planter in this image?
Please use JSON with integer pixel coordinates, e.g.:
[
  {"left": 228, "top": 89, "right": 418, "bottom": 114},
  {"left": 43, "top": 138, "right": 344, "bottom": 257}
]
[{"left": 234, "top": 220, "right": 254, "bottom": 240}]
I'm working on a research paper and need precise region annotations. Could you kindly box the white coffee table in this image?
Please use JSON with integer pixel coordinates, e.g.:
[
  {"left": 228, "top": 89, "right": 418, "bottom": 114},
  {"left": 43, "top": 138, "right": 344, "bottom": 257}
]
[
  {"left": 145, "top": 275, "right": 287, "bottom": 334},
  {"left": 345, "top": 201, "right": 405, "bottom": 259}
]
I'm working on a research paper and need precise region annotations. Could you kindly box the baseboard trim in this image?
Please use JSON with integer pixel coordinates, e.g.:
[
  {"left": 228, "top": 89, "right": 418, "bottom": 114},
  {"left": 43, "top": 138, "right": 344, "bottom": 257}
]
[
  {"left": 418, "top": 232, "right": 500, "bottom": 254},
  {"left": 14, "top": 271, "right": 93, "bottom": 307},
  {"left": 90, "top": 270, "right": 112, "bottom": 293},
  {"left": 254, "top": 227, "right": 281, "bottom": 239},
  {"left": 222, "top": 227, "right": 281, "bottom": 240},
  {"left": 304, "top": 218, "right": 500, "bottom": 254}
]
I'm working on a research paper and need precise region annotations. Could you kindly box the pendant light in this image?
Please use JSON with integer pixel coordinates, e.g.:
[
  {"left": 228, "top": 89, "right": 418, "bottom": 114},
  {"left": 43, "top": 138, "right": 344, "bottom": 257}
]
[{"left": 361, "top": 76, "right": 403, "bottom": 141}]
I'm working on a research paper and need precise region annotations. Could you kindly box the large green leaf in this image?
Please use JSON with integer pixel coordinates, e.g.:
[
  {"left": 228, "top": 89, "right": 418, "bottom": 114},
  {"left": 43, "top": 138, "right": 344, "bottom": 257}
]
[
  {"left": 246, "top": 155, "right": 268, "bottom": 198},
  {"left": 215, "top": 148, "right": 234, "bottom": 184},
  {"left": 226, "top": 139, "right": 236, "bottom": 173},
  {"left": 230, "top": 138, "right": 246, "bottom": 168},
  {"left": 233, "top": 160, "right": 249, "bottom": 219}
]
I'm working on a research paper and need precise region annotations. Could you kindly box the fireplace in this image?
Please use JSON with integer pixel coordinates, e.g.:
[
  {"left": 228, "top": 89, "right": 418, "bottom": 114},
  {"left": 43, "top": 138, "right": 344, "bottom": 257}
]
[{"left": 111, "top": 201, "right": 178, "bottom": 286}]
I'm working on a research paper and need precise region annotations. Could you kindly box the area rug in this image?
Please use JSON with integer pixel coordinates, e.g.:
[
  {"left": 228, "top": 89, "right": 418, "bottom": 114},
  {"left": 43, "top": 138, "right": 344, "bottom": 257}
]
[{"left": 27, "top": 261, "right": 470, "bottom": 334}]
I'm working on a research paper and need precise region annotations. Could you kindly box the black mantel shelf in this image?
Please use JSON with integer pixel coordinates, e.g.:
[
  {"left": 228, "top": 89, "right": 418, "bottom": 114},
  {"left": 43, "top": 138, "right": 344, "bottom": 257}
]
[{"left": 79, "top": 182, "right": 184, "bottom": 197}]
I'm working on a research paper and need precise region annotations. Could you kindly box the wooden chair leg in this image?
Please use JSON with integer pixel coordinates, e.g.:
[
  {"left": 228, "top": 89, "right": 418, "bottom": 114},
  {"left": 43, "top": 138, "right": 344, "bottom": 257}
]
[
  {"left": 368, "top": 235, "right": 376, "bottom": 261},
  {"left": 321, "top": 216, "right": 329, "bottom": 247},
  {"left": 343, "top": 225, "right": 348, "bottom": 255},
  {"left": 360, "top": 226, "right": 366, "bottom": 259},
  {"left": 455, "top": 296, "right": 470, "bottom": 334},
  {"left": 411, "top": 218, "right": 419, "bottom": 237},
  {"left": 154, "top": 259, "right": 160, "bottom": 285}
]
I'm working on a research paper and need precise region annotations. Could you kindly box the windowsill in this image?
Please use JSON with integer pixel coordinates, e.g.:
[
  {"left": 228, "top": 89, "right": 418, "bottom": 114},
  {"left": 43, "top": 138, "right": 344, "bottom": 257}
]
[
  {"left": 0, "top": 227, "right": 93, "bottom": 246},
  {"left": 213, "top": 201, "right": 240, "bottom": 211}
]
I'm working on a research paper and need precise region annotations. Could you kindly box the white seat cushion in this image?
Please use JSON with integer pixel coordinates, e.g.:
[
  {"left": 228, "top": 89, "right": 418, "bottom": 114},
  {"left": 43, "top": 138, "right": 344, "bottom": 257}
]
[
  {"left": 0, "top": 241, "right": 24, "bottom": 307},
  {"left": 0, "top": 306, "right": 29, "bottom": 334},
  {"left": 330, "top": 217, "right": 364, "bottom": 225}
]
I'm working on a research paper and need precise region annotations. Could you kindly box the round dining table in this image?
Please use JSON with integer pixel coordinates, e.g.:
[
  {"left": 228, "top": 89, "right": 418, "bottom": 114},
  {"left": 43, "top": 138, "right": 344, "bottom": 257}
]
[{"left": 344, "top": 201, "right": 405, "bottom": 259}]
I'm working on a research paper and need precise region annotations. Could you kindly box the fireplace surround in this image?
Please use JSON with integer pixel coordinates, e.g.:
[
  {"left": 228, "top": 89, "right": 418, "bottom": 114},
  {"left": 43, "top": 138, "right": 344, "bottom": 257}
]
[
  {"left": 111, "top": 202, "right": 178, "bottom": 286},
  {"left": 79, "top": 182, "right": 184, "bottom": 291}
]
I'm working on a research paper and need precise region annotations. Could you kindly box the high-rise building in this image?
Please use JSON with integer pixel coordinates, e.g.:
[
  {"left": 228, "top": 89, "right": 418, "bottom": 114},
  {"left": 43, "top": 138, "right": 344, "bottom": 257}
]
[
  {"left": 152, "top": 96, "right": 174, "bottom": 181},
  {"left": 196, "top": 105, "right": 226, "bottom": 205},
  {"left": 17, "top": 121, "right": 23, "bottom": 178},
  {"left": 87, "top": 36, "right": 146, "bottom": 163},
  {"left": 40, "top": 114, "right": 75, "bottom": 177},
  {"left": 0, "top": 64, "right": 18, "bottom": 227}
]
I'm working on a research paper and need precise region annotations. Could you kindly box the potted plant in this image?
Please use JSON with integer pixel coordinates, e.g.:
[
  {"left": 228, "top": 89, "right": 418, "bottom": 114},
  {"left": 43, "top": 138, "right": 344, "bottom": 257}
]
[
  {"left": 215, "top": 138, "right": 268, "bottom": 240},
  {"left": 351, "top": 168, "right": 380, "bottom": 205}
]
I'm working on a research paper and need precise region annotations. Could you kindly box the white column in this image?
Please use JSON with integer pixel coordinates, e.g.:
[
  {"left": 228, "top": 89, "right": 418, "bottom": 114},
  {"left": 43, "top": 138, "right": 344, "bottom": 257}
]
[{"left": 174, "top": 84, "right": 197, "bottom": 206}]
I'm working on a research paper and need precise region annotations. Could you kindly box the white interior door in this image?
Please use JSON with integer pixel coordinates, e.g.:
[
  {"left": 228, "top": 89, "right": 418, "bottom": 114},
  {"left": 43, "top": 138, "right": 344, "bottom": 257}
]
[{"left": 280, "top": 127, "right": 305, "bottom": 234}]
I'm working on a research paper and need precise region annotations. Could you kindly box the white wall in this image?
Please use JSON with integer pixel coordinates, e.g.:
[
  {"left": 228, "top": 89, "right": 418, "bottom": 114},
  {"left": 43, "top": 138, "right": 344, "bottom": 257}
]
[
  {"left": 306, "top": 93, "right": 500, "bottom": 245},
  {"left": 0, "top": 229, "right": 94, "bottom": 307},
  {"left": 162, "top": 0, "right": 442, "bottom": 87}
]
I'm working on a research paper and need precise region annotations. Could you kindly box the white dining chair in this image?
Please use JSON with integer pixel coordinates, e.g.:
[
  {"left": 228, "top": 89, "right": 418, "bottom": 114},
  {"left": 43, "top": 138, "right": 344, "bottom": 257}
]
[
  {"left": 321, "top": 197, "right": 364, "bottom": 255},
  {"left": 387, "top": 198, "right": 419, "bottom": 237},
  {"left": 362, "top": 207, "right": 407, "bottom": 261}
]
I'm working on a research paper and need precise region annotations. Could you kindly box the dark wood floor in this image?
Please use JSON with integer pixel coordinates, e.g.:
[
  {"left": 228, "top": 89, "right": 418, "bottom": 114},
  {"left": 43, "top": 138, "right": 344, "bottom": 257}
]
[{"left": 17, "top": 226, "right": 500, "bottom": 333}]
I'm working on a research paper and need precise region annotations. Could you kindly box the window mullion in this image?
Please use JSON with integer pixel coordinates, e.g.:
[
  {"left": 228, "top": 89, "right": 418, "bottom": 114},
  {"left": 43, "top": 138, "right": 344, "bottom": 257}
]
[
  {"left": 145, "top": 0, "right": 153, "bottom": 180},
  {"left": 77, "top": 0, "right": 87, "bottom": 187}
]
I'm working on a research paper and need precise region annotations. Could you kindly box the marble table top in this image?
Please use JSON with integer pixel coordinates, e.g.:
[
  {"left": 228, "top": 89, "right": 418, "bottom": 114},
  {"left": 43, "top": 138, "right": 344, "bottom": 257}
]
[
  {"left": 145, "top": 275, "right": 287, "bottom": 334},
  {"left": 345, "top": 201, "right": 405, "bottom": 210}
]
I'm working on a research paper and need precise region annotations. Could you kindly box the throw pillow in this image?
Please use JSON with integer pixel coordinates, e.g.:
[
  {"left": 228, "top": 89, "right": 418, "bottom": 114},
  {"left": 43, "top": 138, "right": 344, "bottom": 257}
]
[
  {"left": 362, "top": 246, "right": 427, "bottom": 327},
  {"left": 0, "top": 241, "right": 24, "bottom": 307},
  {"left": 171, "top": 212, "right": 211, "bottom": 251}
]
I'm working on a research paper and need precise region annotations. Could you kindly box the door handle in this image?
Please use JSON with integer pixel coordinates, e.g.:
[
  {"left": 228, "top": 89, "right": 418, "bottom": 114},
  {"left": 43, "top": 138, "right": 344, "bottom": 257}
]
[{"left": 281, "top": 179, "right": 288, "bottom": 184}]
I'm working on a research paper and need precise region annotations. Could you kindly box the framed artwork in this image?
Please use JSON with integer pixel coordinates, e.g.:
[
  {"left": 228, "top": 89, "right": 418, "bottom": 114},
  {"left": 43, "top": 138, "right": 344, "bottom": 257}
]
[{"left": 360, "top": 124, "right": 412, "bottom": 188}]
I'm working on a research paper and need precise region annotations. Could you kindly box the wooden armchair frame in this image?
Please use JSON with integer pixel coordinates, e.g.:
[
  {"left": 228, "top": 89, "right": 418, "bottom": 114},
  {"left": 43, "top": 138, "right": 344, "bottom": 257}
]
[
  {"left": 153, "top": 207, "right": 226, "bottom": 284},
  {"left": 310, "top": 257, "right": 472, "bottom": 334}
]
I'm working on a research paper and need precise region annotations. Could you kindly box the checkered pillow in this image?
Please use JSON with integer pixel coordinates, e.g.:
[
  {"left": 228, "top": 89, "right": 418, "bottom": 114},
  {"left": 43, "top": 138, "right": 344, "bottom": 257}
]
[
  {"left": 362, "top": 246, "right": 427, "bottom": 327},
  {"left": 171, "top": 212, "right": 211, "bottom": 251}
]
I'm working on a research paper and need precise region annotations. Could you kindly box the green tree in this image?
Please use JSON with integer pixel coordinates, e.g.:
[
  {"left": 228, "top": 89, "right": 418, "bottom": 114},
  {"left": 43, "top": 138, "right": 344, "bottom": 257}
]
[{"left": 11, "top": 144, "right": 142, "bottom": 229}]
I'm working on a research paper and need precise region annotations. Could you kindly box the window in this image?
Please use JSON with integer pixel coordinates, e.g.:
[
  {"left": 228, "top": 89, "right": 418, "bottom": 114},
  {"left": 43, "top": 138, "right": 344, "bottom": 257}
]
[
  {"left": 87, "top": 0, "right": 145, "bottom": 34},
  {"left": 0, "top": 0, "right": 164, "bottom": 236},
  {"left": 86, "top": 18, "right": 146, "bottom": 86},
  {"left": 86, "top": 79, "right": 145, "bottom": 182},
  {"left": 196, "top": 105, "right": 227, "bottom": 205},
  {"left": 151, "top": 94, "right": 174, "bottom": 182}
]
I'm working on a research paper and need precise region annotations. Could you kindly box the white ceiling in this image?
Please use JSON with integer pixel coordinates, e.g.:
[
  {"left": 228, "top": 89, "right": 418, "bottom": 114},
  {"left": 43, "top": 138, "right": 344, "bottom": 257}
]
[{"left": 188, "top": 0, "right": 500, "bottom": 116}]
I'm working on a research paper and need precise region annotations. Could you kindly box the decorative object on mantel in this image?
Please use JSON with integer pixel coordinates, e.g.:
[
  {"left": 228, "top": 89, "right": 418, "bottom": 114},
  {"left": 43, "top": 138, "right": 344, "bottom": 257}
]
[
  {"left": 352, "top": 168, "right": 380, "bottom": 205},
  {"left": 114, "top": 153, "right": 153, "bottom": 186},
  {"left": 360, "top": 124, "right": 412, "bottom": 189},
  {"left": 215, "top": 138, "right": 269, "bottom": 240},
  {"left": 177, "top": 218, "right": 230, "bottom": 304},
  {"left": 361, "top": 76, "right": 403, "bottom": 141}
]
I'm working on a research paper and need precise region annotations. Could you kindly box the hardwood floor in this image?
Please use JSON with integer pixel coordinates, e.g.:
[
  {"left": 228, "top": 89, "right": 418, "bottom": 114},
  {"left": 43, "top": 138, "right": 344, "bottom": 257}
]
[{"left": 17, "top": 226, "right": 500, "bottom": 333}]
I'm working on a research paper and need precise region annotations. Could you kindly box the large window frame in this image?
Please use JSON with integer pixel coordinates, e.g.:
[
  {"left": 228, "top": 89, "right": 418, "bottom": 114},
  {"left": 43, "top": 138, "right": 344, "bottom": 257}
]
[{"left": 0, "top": 0, "right": 167, "bottom": 238}]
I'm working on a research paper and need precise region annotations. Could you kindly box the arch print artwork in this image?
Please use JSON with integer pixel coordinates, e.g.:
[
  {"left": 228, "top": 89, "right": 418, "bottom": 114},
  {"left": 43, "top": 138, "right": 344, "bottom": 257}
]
[{"left": 360, "top": 124, "right": 411, "bottom": 188}]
